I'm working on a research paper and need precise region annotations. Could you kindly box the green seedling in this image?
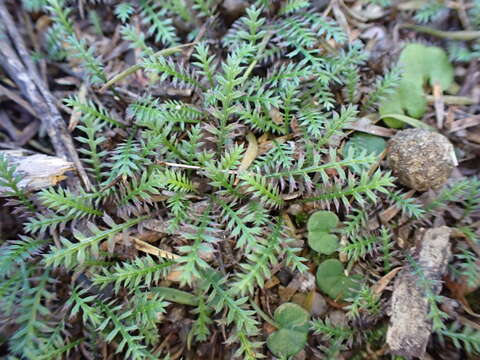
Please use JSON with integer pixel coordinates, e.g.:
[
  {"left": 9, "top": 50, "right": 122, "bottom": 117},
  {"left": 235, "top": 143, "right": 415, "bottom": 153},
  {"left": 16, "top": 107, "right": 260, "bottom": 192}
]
[
  {"left": 344, "top": 133, "right": 387, "bottom": 174},
  {"left": 316, "top": 259, "right": 362, "bottom": 300},
  {"left": 267, "top": 302, "right": 310, "bottom": 358},
  {"left": 344, "top": 133, "right": 387, "bottom": 157},
  {"left": 307, "top": 210, "right": 339, "bottom": 255},
  {"left": 380, "top": 43, "right": 454, "bottom": 128}
]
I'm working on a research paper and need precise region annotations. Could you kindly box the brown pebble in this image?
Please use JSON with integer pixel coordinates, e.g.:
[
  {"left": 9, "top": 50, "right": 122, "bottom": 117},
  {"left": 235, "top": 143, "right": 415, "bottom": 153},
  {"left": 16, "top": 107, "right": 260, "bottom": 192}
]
[
  {"left": 308, "top": 292, "right": 328, "bottom": 317},
  {"left": 222, "top": 0, "right": 248, "bottom": 17},
  {"left": 327, "top": 310, "right": 348, "bottom": 328},
  {"left": 386, "top": 129, "right": 456, "bottom": 191}
]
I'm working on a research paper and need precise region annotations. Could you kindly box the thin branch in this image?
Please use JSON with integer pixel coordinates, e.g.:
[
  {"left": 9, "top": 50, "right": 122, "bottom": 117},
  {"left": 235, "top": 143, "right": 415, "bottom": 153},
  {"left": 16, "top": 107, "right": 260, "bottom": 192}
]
[
  {"left": 99, "top": 42, "right": 197, "bottom": 93},
  {"left": 0, "top": 3, "right": 91, "bottom": 190},
  {"left": 402, "top": 23, "right": 480, "bottom": 40}
]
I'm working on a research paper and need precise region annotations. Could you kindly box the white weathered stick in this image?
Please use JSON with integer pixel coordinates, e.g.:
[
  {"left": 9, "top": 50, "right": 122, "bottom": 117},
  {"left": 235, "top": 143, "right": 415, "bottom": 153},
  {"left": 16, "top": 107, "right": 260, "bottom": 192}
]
[
  {"left": 387, "top": 226, "right": 452, "bottom": 358},
  {"left": 0, "top": 150, "right": 73, "bottom": 195}
]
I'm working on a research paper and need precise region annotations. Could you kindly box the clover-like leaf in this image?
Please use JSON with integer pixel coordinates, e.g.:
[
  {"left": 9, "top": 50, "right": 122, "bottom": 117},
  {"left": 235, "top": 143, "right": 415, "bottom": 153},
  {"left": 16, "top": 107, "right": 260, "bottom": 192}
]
[
  {"left": 344, "top": 133, "right": 387, "bottom": 157},
  {"left": 380, "top": 43, "right": 454, "bottom": 128},
  {"left": 344, "top": 133, "right": 387, "bottom": 175},
  {"left": 267, "top": 302, "right": 310, "bottom": 358},
  {"left": 267, "top": 328, "right": 308, "bottom": 358},
  {"left": 307, "top": 210, "right": 339, "bottom": 232},
  {"left": 307, "top": 211, "right": 339, "bottom": 255},
  {"left": 316, "top": 259, "right": 362, "bottom": 300},
  {"left": 308, "top": 231, "right": 338, "bottom": 255},
  {"left": 274, "top": 302, "right": 310, "bottom": 330}
]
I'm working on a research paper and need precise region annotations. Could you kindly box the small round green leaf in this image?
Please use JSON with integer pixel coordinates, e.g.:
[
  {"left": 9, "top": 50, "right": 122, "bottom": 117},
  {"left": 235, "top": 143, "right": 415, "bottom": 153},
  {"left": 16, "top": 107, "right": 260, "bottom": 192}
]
[
  {"left": 274, "top": 302, "right": 310, "bottom": 329},
  {"left": 316, "top": 258, "right": 343, "bottom": 278},
  {"left": 308, "top": 231, "right": 338, "bottom": 255},
  {"left": 307, "top": 210, "right": 339, "bottom": 232},
  {"left": 379, "top": 43, "right": 454, "bottom": 128},
  {"left": 267, "top": 328, "right": 308, "bottom": 358},
  {"left": 344, "top": 133, "right": 387, "bottom": 157},
  {"left": 316, "top": 259, "right": 361, "bottom": 300}
]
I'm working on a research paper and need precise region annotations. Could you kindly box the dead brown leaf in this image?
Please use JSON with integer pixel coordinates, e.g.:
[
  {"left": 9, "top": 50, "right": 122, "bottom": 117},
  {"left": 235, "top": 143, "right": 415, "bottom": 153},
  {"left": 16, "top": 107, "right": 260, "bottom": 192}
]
[
  {"left": 372, "top": 267, "right": 403, "bottom": 295},
  {"left": 234, "top": 132, "right": 258, "bottom": 185}
]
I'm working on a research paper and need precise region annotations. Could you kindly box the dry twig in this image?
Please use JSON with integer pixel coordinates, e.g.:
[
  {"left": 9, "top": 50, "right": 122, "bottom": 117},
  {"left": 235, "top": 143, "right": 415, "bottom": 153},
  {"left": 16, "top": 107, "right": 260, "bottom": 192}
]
[{"left": 0, "top": 3, "right": 90, "bottom": 190}]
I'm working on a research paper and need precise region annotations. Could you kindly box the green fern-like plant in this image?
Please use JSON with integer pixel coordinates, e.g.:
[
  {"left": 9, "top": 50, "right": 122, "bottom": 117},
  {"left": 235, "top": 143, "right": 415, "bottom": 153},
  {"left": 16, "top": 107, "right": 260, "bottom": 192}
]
[
  {"left": 45, "top": 0, "right": 106, "bottom": 83},
  {"left": 4, "top": 2, "right": 479, "bottom": 359},
  {"left": 93, "top": 255, "right": 175, "bottom": 293},
  {"left": 9, "top": 269, "right": 55, "bottom": 358},
  {"left": 0, "top": 154, "right": 36, "bottom": 212},
  {"left": 44, "top": 216, "right": 146, "bottom": 268}
]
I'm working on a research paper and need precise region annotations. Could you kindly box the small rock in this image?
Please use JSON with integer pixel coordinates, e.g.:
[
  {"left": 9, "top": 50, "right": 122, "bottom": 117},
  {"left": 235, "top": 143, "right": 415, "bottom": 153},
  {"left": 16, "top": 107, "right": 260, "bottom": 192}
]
[
  {"left": 222, "top": 0, "right": 248, "bottom": 18},
  {"left": 277, "top": 268, "right": 294, "bottom": 286},
  {"left": 386, "top": 129, "right": 457, "bottom": 191},
  {"left": 309, "top": 292, "right": 328, "bottom": 317},
  {"left": 297, "top": 272, "right": 316, "bottom": 292},
  {"left": 291, "top": 291, "right": 328, "bottom": 317},
  {"left": 327, "top": 310, "right": 348, "bottom": 328},
  {"left": 167, "top": 306, "right": 185, "bottom": 323},
  {"left": 287, "top": 203, "right": 303, "bottom": 216}
]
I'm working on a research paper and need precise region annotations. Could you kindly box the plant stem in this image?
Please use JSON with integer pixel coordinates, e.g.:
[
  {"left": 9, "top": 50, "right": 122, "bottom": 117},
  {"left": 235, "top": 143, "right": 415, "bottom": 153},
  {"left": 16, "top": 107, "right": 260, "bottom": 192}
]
[
  {"left": 403, "top": 24, "right": 480, "bottom": 40},
  {"left": 100, "top": 42, "right": 196, "bottom": 92},
  {"left": 426, "top": 95, "right": 476, "bottom": 105},
  {"left": 249, "top": 299, "right": 279, "bottom": 328}
]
